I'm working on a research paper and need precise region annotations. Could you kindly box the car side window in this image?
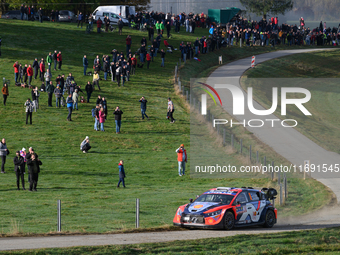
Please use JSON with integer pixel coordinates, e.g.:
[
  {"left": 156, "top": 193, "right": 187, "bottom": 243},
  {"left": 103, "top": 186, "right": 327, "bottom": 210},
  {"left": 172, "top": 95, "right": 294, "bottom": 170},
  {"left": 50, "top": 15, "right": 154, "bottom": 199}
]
[
  {"left": 235, "top": 192, "right": 248, "bottom": 204},
  {"left": 103, "top": 12, "right": 109, "bottom": 17},
  {"left": 248, "top": 191, "right": 260, "bottom": 201}
]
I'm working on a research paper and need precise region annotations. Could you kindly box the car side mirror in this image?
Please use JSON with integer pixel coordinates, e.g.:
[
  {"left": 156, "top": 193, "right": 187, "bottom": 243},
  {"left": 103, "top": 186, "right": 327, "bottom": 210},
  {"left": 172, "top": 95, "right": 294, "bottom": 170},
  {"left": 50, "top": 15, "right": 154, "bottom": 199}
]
[{"left": 189, "top": 198, "right": 193, "bottom": 203}]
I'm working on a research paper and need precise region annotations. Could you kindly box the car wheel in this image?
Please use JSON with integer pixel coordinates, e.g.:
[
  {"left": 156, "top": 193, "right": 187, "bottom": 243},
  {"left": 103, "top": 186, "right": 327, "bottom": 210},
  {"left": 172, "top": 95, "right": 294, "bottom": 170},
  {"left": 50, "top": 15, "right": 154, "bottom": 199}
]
[
  {"left": 263, "top": 210, "right": 275, "bottom": 228},
  {"left": 224, "top": 211, "right": 234, "bottom": 230}
]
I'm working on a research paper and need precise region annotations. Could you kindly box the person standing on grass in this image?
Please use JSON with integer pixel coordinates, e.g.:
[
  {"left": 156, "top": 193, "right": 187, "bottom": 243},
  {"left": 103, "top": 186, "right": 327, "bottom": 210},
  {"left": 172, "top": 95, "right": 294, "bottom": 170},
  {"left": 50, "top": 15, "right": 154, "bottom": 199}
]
[
  {"left": 139, "top": 96, "right": 149, "bottom": 120},
  {"left": 94, "top": 104, "right": 100, "bottom": 131},
  {"left": 113, "top": 106, "right": 123, "bottom": 134},
  {"left": 0, "top": 138, "right": 8, "bottom": 174},
  {"left": 72, "top": 89, "right": 79, "bottom": 110},
  {"left": 54, "top": 85, "right": 62, "bottom": 108},
  {"left": 83, "top": 55, "right": 88, "bottom": 76},
  {"left": 117, "top": 160, "right": 126, "bottom": 188},
  {"left": 101, "top": 97, "right": 107, "bottom": 119},
  {"left": 13, "top": 61, "right": 19, "bottom": 83},
  {"left": 66, "top": 94, "right": 74, "bottom": 121},
  {"left": 126, "top": 35, "right": 132, "bottom": 56},
  {"left": 46, "top": 81, "right": 54, "bottom": 107},
  {"left": 31, "top": 87, "right": 39, "bottom": 111},
  {"left": 93, "top": 71, "right": 101, "bottom": 91},
  {"left": 33, "top": 58, "right": 39, "bottom": 80},
  {"left": 160, "top": 49, "right": 165, "bottom": 67},
  {"left": 57, "top": 51, "right": 62, "bottom": 70},
  {"left": 13, "top": 151, "right": 25, "bottom": 190},
  {"left": 26, "top": 149, "right": 42, "bottom": 192},
  {"left": 77, "top": 12, "right": 83, "bottom": 28},
  {"left": 176, "top": 144, "right": 187, "bottom": 176},
  {"left": 167, "top": 97, "right": 175, "bottom": 123},
  {"left": 99, "top": 107, "right": 106, "bottom": 131},
  {"left": 52, "top": 50, "right": 58, "bottom": 71},
  {"left": 39, "top": 58, "right": 45, "bottom": 82},
  {"left": 2, "top": 83, "right": 9, "bottom": 106},
  {"left": 146, "top": 52, "right": 151, "bottom": 69},
  {"left": 46, "top": 52, "right": 53, "bottom": 72},
  {"left": 118, "top": 18, "right": 124, "bottom": 35},
  {"left": 24, "top": 98, "right": 33, "bottom": 125},
  {"left": 27, "top": 64, "right": 33, "bottom": 86},
  {"left": 85, "top": 81, "right": 93, "bottom": 103}
]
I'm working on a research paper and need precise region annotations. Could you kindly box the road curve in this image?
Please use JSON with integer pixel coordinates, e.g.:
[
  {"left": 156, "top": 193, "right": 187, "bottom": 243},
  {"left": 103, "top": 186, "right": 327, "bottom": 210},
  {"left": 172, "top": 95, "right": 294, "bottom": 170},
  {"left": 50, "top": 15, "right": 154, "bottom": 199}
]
[{"left": 1, "top": 49, "right": 340, "bottom": 251}]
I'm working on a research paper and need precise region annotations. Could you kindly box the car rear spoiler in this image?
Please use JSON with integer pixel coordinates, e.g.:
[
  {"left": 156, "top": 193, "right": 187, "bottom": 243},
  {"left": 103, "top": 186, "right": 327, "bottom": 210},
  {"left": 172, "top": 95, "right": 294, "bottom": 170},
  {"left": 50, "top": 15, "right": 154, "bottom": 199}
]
[{"left": 261, "top": 188, "right": 277, "bottom": 200}]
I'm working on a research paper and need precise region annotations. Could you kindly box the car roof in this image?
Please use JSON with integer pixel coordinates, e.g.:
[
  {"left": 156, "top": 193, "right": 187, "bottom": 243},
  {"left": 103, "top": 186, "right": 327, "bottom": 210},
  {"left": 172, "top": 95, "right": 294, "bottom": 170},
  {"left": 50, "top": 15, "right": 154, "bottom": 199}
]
[{"left": 203, "top": 187, "right": 262, "bottom": 195}]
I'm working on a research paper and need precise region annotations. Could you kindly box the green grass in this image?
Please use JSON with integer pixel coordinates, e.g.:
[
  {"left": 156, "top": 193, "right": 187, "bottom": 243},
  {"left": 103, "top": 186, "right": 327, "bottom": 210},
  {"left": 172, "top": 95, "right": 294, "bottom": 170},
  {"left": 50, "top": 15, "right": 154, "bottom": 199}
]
[
  {"left": 0, "top": 19, "right": 332, "bottom": 235},
  {"left": 2, "top": 227, "right": 340, "bottom": 254},
  {"left": 241, "top": 50, "right": 340, "bottom": 154}
]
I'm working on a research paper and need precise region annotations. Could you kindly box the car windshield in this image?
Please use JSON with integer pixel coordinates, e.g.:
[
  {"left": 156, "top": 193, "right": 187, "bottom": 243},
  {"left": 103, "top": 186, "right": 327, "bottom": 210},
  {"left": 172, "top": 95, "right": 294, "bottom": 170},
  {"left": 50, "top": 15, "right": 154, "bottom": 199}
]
[
  {"left": 59, "top": 11, "right": 69, "bottom": 15},
  {"left": 195, "top": 194, "right": 234, "bottom": 204}
]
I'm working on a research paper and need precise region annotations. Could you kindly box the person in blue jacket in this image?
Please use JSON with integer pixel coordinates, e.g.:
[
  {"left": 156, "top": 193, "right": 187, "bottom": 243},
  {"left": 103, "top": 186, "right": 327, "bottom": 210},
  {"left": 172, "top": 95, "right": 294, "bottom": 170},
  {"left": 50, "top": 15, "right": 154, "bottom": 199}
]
[
  {"left": 66, "top": 94, "right": 74, "bottom": 121},
  {"left": 117, "top": 160, "right": 126, "bottom": 188}
]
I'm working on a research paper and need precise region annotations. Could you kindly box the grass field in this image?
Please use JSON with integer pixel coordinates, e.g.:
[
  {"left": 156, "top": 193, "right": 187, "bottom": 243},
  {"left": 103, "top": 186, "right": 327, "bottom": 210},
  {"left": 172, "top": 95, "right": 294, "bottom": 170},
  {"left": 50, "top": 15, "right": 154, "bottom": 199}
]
[
  {"left": 0, "top": 19, "right": 333, "bottom": 235},
  {"left": 2, "top": 227, "right": 340, "bottom": 254},
  {"left": 241, "top": 50, "right": 340, "bottom": 154}
]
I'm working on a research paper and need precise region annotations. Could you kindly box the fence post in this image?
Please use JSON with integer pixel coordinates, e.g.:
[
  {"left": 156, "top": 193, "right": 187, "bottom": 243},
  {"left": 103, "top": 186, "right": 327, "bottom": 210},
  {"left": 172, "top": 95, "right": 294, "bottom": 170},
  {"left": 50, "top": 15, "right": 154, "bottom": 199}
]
[
  {"left": 249, "top": 145, "right": 252, "bottom": 161},
  {"left": 193, "top": 97, "right": 196, "bottom": 109},
  {"left": 179, "top": 58, "right": 181, "bottom": 66},
  {"left": 186, "top": 90, "right": 189, "bottom": 102},
  {"left": 240, "top": 38, "right": 242, "bottom": 48},
  {"left": 175, "top": 66, "right": 177, "bottom": 82},
  {"left": 264, "top": 156, "right": 266, "bottom": 168},
  {"left": 279, "top": 184, "right": 283, "bottom": 206},
  {"left": 256, "top": 151, "right": 259, "bottom": 163},
  {"left": 211, "top": 114, "right": 214, "bottom": 127},
  {"left": 223, "top": 129, "right": 226, "bottom": 146},
  {"left": 57, "top": 200, "right": 61, "bottom": 232},
  {"left": 182, "top": 87, "right": 185, "bottom": 96},
  {"left": 231, "top": 134, "right": 234, "bottom": 148},
  {"left": 198, "top": 101, "right": 201, "bottom": 114},
  {"left": 284, "top": 173, "right": 287, "bottom": 199},
  {"left": 190, "top": 92, "right": 192, "bottom": 106},
  {"left": 278, "top": 164, "right": 281, "bottom": 184},
  {"left": 271, "top": 161, "right": 274, "bottom": 181},
  {"left": 136, "top": 198, "right": 140, "bottom": 228},
  {"left": 178, "top": 79, "right": 181, "bottom": 91},
  {"left": 240, "top": 139, "right": 243, "bottom": 154},
  {"left": 217, "top": 123, "right": 219, "bottom": 134}
]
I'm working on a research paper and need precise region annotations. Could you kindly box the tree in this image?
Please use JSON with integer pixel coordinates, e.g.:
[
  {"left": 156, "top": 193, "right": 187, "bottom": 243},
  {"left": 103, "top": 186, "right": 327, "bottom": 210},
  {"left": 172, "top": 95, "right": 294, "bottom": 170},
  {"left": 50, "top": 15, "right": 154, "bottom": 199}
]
[{"left": 239, "top": 0, "right": 293, "bottom": 20}]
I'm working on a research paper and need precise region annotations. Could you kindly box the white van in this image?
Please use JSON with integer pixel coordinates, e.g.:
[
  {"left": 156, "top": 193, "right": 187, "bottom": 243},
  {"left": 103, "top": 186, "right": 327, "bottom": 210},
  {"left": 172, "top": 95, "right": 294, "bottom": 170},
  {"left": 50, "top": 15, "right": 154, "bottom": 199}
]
[
  {"left": 92, "top": 5, "right": 135, "bottom": 19},
  {"left": 93, "top": 11, "right": 128, "bottom": 25}
]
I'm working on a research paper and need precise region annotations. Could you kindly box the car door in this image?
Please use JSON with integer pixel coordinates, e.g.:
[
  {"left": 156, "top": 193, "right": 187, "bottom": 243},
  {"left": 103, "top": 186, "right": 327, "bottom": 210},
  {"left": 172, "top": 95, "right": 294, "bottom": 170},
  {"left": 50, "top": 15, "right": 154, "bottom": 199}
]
[
  {"left": 110, "top": 13, "right": 119, "bottom": 25},
  {"left": 247, "top": 191, "right": 266, "bottom": 223},
  {"left": 234, "top": 192, "right": 251, "bottom": 224}
]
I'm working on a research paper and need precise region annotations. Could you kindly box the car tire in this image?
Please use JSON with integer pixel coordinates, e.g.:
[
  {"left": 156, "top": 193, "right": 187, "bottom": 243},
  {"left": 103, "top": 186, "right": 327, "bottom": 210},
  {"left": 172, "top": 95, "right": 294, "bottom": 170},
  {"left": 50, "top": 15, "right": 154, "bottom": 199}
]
[
  {"left": 224, "top": 211, "right": 234, "bottom": 230},
  {"left": 263, "top": 210, "right": 275, "bottom": 228}
]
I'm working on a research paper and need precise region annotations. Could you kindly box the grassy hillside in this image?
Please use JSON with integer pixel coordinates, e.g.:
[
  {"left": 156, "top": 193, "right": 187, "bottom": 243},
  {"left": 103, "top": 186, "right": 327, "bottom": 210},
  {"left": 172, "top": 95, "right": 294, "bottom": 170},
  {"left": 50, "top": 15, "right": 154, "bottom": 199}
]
[{"left": 0, "top": 19, "right": 332, "bottom": 235}]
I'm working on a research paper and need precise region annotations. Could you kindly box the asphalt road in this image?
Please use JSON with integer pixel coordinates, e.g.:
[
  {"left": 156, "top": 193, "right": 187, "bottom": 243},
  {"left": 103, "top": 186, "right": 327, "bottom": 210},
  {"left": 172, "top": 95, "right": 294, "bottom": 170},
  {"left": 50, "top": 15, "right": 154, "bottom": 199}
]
[{"left": 1, "top": 48, "right": 340, "bottom": 251}]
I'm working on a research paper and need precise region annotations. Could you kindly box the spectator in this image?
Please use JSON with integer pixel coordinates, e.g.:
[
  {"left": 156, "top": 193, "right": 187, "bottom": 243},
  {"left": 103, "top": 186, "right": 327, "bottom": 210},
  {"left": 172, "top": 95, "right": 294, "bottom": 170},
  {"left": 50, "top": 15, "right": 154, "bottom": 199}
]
[
  {"left": 44, "top": 69, "right": 52, "bottom": 88},
  {"left": 20, "top": 4, "right": 24, "bottom": 20},
  {"left": 126, "top": 35, "right": 132, "bottom": 56},
  {"left": 118, "top": 18, "right": 123, "bottom": 35},
  {"left": 32, "top": 58, "right": 39, "bottom": 79},
  {"left": 46, "top": 52, "right": 53, "bottom": 72},
  {"left": 115, "top": 63, "right": 122, "bottom": 86},
  {"left": 83, "top": 55, "right": 88, "bottom": 76},
  {"left": 18, "top": 64, "right": 23, "bottom": 83},
  {"left": 52, "top": 50, "right": 58, "bottom": 71},
  {"left": 99, "top": 107, "right": 106, "bottom": 131},
  {"left": 176, "top": 144, "right": 187, "bottom": 176},
  {"left": 97, "top": 17, "right": 102, "bottom": 33},
  {"left": 77, "top": 12, "right": 83, "bottom": 28},
  {"left": 0, "top": 138, "right": 8, "bottom": 174},
  {"left": 39, "top": 58, "right": 45, "bottom": 82},
  {"left": 2, "top": 83, "right": 9, "bottom": 106},
  {"left": 13, "top": 61, "right": 19, "bottom": 83},
  {"left": 85, "top": 81, "right": 93, "bottom": 103},
  {"left": 92, "top": 71, "right": 101, "bottom": 90},
  {"left": 46, "top": 80, "right": 54, "bottom": 107},
  {"left": 57, "top": 51, "right": 62, "bottom": 70},
  {"left": 117, "top": 160, "right": 126, "bottom": 188},
  {"left": 54, "top": 85, "right": 62, "bottom": 108},
  {"left": 31, "top": 87, "right": 39, "bottom": 112},
  {"left": 167, "top": 97, "right": 175, "bottom": 123},
  {"left": 113, "top": 106, "right": 123, "bottom": 134},
  {"left": 24, "top": 98, "right": 33, "bottom": 124},
  {"left": 13, "top": 151, "right": 25, "bottom": 190},
  {"left": 160, "top": 49, "right": 165, "bottom": 67},
  {"left": 94, "top": 104, "right": 100, "bottom": 131},
  {"left": 66, "top": 94, "right": 74, "bottom": 121},
  {"left": 80, "top": 136, "right": 91, "bottom": 153},
  {"left": 131, "top": 55, "right": 137, "bottom": 75},
  {"left": 26, "top": 149, "right": 42, "bottom": 192},
  {"left": 23, "top": 64, "right": 28, "bottom": 84},
  {"left": 101, "top": 97, "right": 107, "bottom": 119},
  {"left": 103, "top": 57, "right": 109, "bottom": 80},
  {"left": 27, "top": 64, "right": 33, "bottom": 86},
  {"left": 146, "top": 52, "right": 151, "bottom": 69},
  {"left": 72, "top": 89, "right": 79, "bottom": 110},
  {"left": 139, "top": 96, "right": 149, "bottom": 120},
  {"left": 38, "top": 8, "right": 43, "bottom": 23},
  {"left": 19, "top": 148, "right": 27, "bottom": 181}
]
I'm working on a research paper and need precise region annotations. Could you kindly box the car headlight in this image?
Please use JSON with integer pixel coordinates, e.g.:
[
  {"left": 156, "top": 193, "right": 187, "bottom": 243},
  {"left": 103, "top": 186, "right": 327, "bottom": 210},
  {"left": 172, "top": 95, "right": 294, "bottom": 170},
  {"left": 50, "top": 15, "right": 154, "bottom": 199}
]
[
  {"left": 205, "top": 209, "right": 222, "bottom": 217},
  {"left": 177, "top": 208, "right": 183, "bottom": 216}
]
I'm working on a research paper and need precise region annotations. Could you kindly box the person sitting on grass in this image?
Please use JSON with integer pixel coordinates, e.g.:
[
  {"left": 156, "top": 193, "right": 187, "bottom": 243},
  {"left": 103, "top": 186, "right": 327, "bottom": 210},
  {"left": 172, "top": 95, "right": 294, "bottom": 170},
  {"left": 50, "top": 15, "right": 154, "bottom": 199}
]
[{"left": 80, "top": 136, "right": 91, "bottom": 153}]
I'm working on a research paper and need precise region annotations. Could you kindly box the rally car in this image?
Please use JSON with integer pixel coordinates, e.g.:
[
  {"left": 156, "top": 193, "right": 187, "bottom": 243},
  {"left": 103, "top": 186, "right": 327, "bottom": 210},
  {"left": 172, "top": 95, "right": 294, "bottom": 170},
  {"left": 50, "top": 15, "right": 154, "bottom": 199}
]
[{"left": 173, "top": 187, "right": 277, "bottom": 230}]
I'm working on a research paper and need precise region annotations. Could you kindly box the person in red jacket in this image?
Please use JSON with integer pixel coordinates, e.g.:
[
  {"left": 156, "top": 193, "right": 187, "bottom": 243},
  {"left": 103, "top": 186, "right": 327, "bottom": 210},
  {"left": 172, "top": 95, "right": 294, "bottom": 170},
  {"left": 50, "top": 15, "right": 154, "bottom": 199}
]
[
  {"left": 27, "top": 64, "right": 33, "bottom": 86},
  {"left": 176, "top": 144, "right": 187, "bottom": 176},
  {"left": 131, "top": 55, "right": 137, "bottom": 75},
  {"left": 13, "top": 61, "right": 19, "bottom": 83},
  {"left": 39, "top": 58, "right": 45, "bottom": 82},
  {"left": 97, "top": 17, "right": 102, "bottom": 33},
  {"left": 146, "top": 52, "right": 151, "bottom": 69},
  {"left": 57, "top": 51, "right": 62, "bottom": 70}
]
